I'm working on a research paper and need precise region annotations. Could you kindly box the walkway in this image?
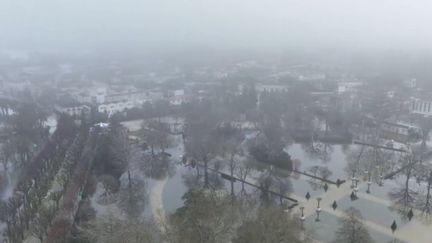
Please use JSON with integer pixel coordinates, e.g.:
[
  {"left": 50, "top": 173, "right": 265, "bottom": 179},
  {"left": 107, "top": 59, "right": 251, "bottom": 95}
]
[
  {"left": 218, "top": 165, "right": 428, "bottom": 243},
  {"left": 149, "top": 176, "right": 169, "bottom": 232},
  {"left": 291, "top": 181, "right": 432, "bottom": 243}
]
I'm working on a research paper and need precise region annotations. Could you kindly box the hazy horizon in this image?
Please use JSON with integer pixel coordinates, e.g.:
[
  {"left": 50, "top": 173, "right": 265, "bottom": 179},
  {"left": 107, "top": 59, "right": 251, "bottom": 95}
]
[{"left": 1, "top": 0, "right": 432, "bottom": 52}]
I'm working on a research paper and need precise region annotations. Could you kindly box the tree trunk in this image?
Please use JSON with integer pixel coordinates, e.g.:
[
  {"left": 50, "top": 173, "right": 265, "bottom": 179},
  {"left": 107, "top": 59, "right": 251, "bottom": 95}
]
[
  {"left": 425, "top": 171, "right": 432, "bottom": 214},
  {"left": 230, "top": 154, "right": 235, "bottom": 202},
  {"left": 128, "top": 170, "right": 132, "bottom": 190},
  {"left": 204, "top": 158, "right": 209, "bottom": 188}
]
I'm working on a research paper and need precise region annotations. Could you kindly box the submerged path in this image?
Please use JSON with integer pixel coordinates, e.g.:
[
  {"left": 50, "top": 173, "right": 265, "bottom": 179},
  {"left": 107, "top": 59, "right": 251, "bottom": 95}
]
[
  {"left": 149, "top": 176, "right": 169, "bottom": 231},
  {"left": 215, "top": 164, "right": 425, "bottom": 243},
  {"left": 290, "top": 181, "right": 432, "bottom": 243},
  {"left": 291, "top": 183, "right": 409, "bottom": 242}
]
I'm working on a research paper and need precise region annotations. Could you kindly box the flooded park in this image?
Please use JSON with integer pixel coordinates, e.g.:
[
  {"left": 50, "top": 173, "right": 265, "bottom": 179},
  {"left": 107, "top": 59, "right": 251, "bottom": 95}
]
[
  {"left": 121, "top": 124, "right": 432, "bottom": 243},
  {"left": 2, "top": 115, "right": 432, "bottom": 243}
]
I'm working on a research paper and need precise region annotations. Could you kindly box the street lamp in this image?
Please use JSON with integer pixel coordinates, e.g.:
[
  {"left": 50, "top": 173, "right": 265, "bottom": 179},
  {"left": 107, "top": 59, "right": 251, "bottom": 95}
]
[
  {"left": 379, "top": 172, "right": 384, "bottom": 186},
  {"left": 316, "top": 197, "right": 322, "bottom": 212},
  {"left": 366, "top": 170, "right": 372, "bottom": 194},
  {"left": 350, "top": 191, "right": 358, "bottom": 201},
  {"left": 366, "top": 180, "right": 372, "bottom": 194},
  {"left": 351, "top": 170, "right": 357, "bottom": 189},
  {"left": 353, "top": 178, "right": 359, "bottom": 193},
  {"left": 315, "top": 199, "right": 322, "bottom": 223},
  {"left": 315, "top": 211, "right": 321, "bottom": 222},
  {"left": 300, "top": 206, "right": 305, "bottom": 221}
]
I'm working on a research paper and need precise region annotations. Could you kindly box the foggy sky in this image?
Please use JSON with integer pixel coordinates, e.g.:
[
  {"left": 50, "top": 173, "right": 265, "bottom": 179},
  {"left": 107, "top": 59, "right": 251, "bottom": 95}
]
[{"left": 1, "top": 0, "right": 432, "bottom": 51}]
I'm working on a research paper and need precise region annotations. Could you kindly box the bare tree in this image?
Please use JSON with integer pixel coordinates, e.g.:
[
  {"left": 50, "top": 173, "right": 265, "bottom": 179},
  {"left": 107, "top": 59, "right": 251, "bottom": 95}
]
[
  {"left": 167, "top": 189, "right": 242, "bottom": 243},
  {"left": 214, "top": 123, "right": 244, "bottom": 201},
  {"left": 416, "top": 116, "right": 432, "bottom": 152},
  {"left": 233, "top": 206, "right": 307, "bottom": 243},
  {"left": 184, "top": 103, "right": 222, "bottom": 188},
  {"left": 333, "top": 207, "right": 375, "bottom": 243},
  {"left": 139, "top": 119, "right": 171, "bottom": 157},
  {"left": 80, "top": 215, "right": 161, "bottom": 243},
  {"left": 235, "top": 159, "right": 253, "bottom": 195},
  {"left": 389, "top": 152, "right": 419, "bottom": 212}
]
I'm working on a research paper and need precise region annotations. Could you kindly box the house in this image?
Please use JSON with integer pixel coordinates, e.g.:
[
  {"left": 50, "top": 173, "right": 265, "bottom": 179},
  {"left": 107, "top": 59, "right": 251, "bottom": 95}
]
[
  {"left": 411, "top": 98, "right": 432, "bottom": 117},
  {"left": 72, "top": 87, "right": 107, "bottom": 104},
  {"left": 337, "top": 82, "right": 363, "bottom": 95},
  {"left": 255, "top": 84, "right": 288, "bottom": 93},
  {"left": 169, "top": 95, "right": 193, "bottom": 106},
  {"left": 298, "top": 73, "right": 326, "bottom": 81},
  {"left": 98, "top": 101, "right": 134, "bottom": 116},
  {"left": 55, "top": 104, "right": 90, "bottom": 116},
  {"left": 404, "top": 78, "right": 417, "bottom": 89},
  {"left": 380, "top": 121, "right": 421, "bottom": 143},
  {"left": 169, "top": 89, "right": 193, "bottom": 105}
]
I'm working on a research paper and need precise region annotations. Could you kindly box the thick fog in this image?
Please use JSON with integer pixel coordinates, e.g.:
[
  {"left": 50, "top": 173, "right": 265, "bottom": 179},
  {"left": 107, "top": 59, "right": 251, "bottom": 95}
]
[{"left": 1, "top": 0, "right": 432, "bottom": 51}]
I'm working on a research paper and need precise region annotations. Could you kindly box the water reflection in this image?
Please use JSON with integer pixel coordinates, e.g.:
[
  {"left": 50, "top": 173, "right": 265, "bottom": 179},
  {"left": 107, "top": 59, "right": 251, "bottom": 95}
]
[
  {"left": 158, "top": 141, "right": 432, "bottom": 242},
  {"left": 141, "top": 154, "right": 175, "bottom": 180},
  {"left": 301, "top": 141, "right": 334, "bottom": 164}
]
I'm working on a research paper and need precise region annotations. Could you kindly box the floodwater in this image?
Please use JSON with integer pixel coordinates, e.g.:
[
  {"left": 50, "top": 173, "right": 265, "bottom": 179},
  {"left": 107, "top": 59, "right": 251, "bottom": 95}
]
[
  {"left": 0, "top": 164, "right": 18, "bottom": 201},
  {"left": 157, "top": 141, "right": 426, "bottom": 242}
]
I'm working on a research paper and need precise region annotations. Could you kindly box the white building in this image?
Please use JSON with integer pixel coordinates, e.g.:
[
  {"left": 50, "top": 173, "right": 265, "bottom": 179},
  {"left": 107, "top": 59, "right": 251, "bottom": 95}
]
[
  {"left": 337, "top": 82, "right": 363, "bottom": 95},
  {"left": 72, "top": 87, "right": 107, "bottom": 104},
  {"left": 298, "top": 73, "right": 326, "bottom": 81},
  {"left": 98, "top": 101, "right": 134, "bottom": 116},
  {"left": 255, "top": 84, "right": 288, "bottom": 93},
  {"left": 404, "top": 78, "right": 417, "bottom": 89},
  {"left": 174, "top": 89, "right": 185, "bottom": 96},
  {"left": 105, "top": 90, "right": 150, "bottom": 104},
  {"left": 411, "top": 98, "right": 432, "bottom": 117},
  {"left": 55, "top": 104, "right": 90, "bottom": 116}
]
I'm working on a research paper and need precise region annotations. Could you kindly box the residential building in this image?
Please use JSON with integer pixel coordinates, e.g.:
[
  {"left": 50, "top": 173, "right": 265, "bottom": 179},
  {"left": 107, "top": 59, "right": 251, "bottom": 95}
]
[
  {"left": 55, "top": 104, "right": 90, "bottom": 116},
  {"left": 411, "top": 98, "right": 432, "bottom": 117},
  {"left": 98, "top": 101, "right": 134, "bottom": 116}
]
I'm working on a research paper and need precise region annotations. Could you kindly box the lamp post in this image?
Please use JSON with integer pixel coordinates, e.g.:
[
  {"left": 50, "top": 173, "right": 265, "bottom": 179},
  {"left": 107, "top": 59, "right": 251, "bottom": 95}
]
[
  {"left": 350, "top": 191, "right": 357, "bottom": 201},
  {"left": 376, "top": 165, "right": 384, "bottom": 186},
  {"left": 351, "top": 170, "right": 358, "bottom": 189},
  {"left": 300, "top": 206, "right": 305, "bottom": 221},
  {"left": 365, "top": 170, "right": 372, "bottom": 194},
  {"left": 379, "top": 172, "right": 384, "bottom": 186},
  {"left": 316, "top": 197, "right": 322, "bottom": 212},
  {"left": 353, "top": 178, "right": 359, "bottom": 194},
  {"left": 366, "top": 180, "right": 372, "bottom": 194},
  {"left": 314, "top": 197, "right": 322, "bottom": 222},
  {"left": 315, "top": 211, "right": 321, "bottom": 222},
  {"left": 300, "top": 206, "right": 305, "bottom": 229},
  {"left": 351, "top": 170, "right": 357, "bottom": 188}
]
